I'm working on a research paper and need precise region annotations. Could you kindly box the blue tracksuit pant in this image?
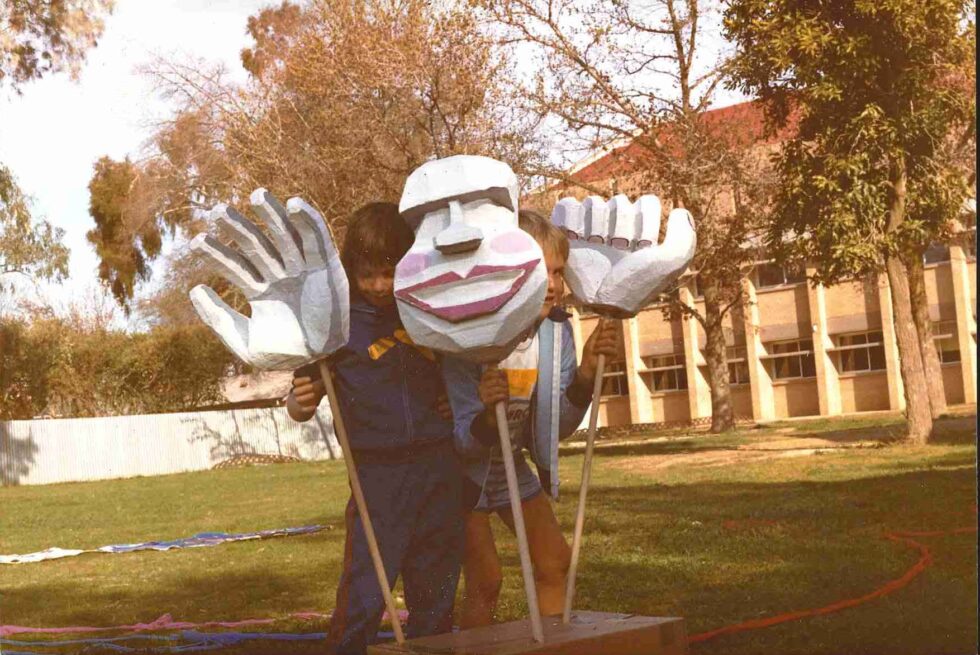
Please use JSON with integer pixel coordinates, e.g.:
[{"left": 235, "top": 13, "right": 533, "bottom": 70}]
[{"left": 325, "top": 440, "right": 463, "bottom": 655}]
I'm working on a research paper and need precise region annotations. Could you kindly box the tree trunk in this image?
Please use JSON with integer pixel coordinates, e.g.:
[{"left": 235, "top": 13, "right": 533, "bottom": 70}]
[
  {"left": 885, "top": 255, "right": 933, "bottom": 444},
  {"left": 703, "top": 278, "right": 734, "bottom": 432},
  {"left": 906, "top": 251, "right": 946, "bottom": 418},
  {"left": 885, "top": 157, "right": 933, "bottom": 444}
]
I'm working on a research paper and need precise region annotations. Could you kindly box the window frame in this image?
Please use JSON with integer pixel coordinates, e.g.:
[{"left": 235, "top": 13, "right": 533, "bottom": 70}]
[
  {"left": 641, "top": 353, "right": 689, "bottom": 393},
  {"left": 755, "top": 262, "right": 807, "bottom": 289},
  {"left": 830, "top": 331, "right": 886, "bottom": 374},
  {"left": 762, "top": 339, "right": 817, "bottom": 380},
  {"left": 932, "top": 320, "right": 961, "bottom": 365},
  {"left": 922, "top": 242, "right": 952, "bottom": 265},
  {"left": 600, "top": 359, "right": 629, "bottom": 397},
  {"left": 725, "top": 345, "right": 751, "bottom": 386}
]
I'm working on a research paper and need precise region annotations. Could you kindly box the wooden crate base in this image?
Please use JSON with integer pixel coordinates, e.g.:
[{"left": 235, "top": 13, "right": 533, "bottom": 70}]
[{"left": 368, "top": 611, "right": 687, "bottom": 655}]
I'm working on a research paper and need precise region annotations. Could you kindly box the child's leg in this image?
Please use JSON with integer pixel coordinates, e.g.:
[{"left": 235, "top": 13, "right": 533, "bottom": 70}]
[
  {"left": 401, "top": 447, "right": 464, "bottom": 638},
  {"left": 325, "top": 461, "right": 415, "bottom": 655},
  {"left": 460, "top": 510, "right": 504, "bottom": 629},
  {"left": 499, "top": 492, "right": 571, "bottom": 616}
]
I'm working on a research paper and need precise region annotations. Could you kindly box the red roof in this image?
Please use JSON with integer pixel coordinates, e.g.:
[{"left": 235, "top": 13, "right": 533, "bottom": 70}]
[{"left": 570, "top": 99, "right": 798, "bottom": 185}]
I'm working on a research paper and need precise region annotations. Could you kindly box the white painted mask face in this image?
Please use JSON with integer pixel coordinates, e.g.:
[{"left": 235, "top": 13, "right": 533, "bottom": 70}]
[{"left": 394, "top": 156, "right": 547, "bottom": 363}]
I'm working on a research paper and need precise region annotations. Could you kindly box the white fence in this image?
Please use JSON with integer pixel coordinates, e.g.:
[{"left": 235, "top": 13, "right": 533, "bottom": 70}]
[{"left": 0, "top": 405, "right": 340, "bottom": 486}]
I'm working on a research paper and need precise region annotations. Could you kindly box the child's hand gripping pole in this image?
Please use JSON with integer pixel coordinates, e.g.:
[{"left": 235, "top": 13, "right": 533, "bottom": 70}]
[
  {"left": 489, "top": 364, "right": 545, "bottom": 644},
  {"left": 319, "top": 360, "right": 405, "bottom": 645},
  {"left": 562, "top": 352, "right": 606, "bottom": 624}
]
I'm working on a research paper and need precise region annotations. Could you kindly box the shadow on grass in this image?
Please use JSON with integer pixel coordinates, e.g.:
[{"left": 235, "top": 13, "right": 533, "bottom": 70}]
[
  {"left": 930, "top": 415, "right": 978, "bottom": 445},
  {"left": 572, "top": 438, "right": 742, "bottom": 459},
  {"left": 544, "top": 458, "right": 977, "bottom": 654},
  {"left": 566, "top": 413, "right": 975, "bottom": 459},
  {"left": 783, "top": 423, "right": 906, "bottom": 444},
  {"left": 1, "top": 567, "right": 330, "bottom": 630}
]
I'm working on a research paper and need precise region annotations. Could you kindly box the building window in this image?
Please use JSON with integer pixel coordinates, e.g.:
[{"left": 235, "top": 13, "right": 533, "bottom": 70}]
[
  {"left": 933, "top": 321, "right": 961, "bottom": 364},
  {"left": 642, "top": 354, "right": 688, "bottom": 392},
  {"left": 756, "top": 262, "right": 806, "bottom": 288},
  {"left": 726, "top": 346, "right": 751, "bottom": 385},
  {"left": 601, "top": 360, "right": 629, "bottom": 397},
  {"left": 765, "top": 339, "right": 816, "bottom": 380},
  {"left": 833, "top": 331, "right": 886, "bottom": 373},
  {"left": 922, "top": 243, "right": 951, "bottom": 264}
]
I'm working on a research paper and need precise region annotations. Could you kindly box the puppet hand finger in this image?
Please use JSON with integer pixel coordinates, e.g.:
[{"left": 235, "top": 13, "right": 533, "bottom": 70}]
[
  {"left": 213, "top": 203, "right": 286, "bottom": 283},
  {"left": 190, "top": 233, "right": 266, "bottom": 299},
  {"left": 596, "top": 208, "right": 696, "bottom": 310},
  {"left": 189, "top": 284, "right": 252, "bottom": 365},
  {"left": 286, "top": 197, "right": 338, "bottom": 271},
  {"left": 250, "top": 188, "right": 305, "bottom": 275}
]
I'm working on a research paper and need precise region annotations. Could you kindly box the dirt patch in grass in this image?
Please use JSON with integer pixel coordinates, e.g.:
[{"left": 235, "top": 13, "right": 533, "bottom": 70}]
[
  {"left": 738, "top": 437, "right": 881, "bottom": 451},
  {"left": 613, "top": 437, "right": 883, "bottom": 473}
]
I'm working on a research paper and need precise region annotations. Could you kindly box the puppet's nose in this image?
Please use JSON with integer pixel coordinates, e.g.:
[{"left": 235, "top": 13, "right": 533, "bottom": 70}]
[{"left": 434, "top": 200, "right": 483, "bottom": 254}]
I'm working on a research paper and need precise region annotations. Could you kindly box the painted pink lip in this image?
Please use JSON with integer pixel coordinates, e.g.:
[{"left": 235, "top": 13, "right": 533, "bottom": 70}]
[{"left": 395, "top": 260, "right": 539, "bottom": 323}]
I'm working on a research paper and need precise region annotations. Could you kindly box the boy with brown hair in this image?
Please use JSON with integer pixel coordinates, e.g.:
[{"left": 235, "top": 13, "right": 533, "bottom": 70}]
[{"left": 288, "top": 202, "right": 462, "bottom": 655}]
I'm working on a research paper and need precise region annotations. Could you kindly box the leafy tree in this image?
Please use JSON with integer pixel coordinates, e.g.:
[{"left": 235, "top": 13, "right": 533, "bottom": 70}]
[
  {"left": 86, "top": 156, "right": 167, "bottom": 307},
  {"left": 0, "top": 164, "right": 69, "bottom": 284},
  {"left": 724, "top": 0, "right": 975, "bottom": 442},
  {"left": 88, "top": 0, "right": 531, "bottom": 316},
  {"left": 240, "top": 0, "right": 304, "bottom": 81},
  {"left": 0, "top": 316, "right": 62, "bottom": 419},
  {"left": 1, "top": 0, "right": 110, "bottom": 299},
  {"left": 485, "top": 0, "right": 771, "bottom": 431},
  {"left": 0, "top": 0, "right": 113, "bottom": 91}
]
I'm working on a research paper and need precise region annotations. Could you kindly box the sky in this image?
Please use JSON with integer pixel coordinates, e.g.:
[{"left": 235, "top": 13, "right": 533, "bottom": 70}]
[
  {"left": 0, "top": 0, "right": 748, "bottom": 321},
  {"left": 0, "top": 0, "right": 271, "bottom": 314}
]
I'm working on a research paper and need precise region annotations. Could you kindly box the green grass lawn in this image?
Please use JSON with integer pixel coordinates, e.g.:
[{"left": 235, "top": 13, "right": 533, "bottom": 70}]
[{"left": 1, "top": 413, "right": 976, "bottom": 654}]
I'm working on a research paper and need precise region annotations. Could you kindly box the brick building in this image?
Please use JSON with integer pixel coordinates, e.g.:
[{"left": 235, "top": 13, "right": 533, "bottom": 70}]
[{"left": 546, "top": 101, "right": 977, "bottom": 427}]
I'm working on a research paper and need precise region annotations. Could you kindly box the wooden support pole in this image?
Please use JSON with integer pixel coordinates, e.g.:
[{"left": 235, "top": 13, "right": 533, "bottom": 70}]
[
  {"left": 494, "top": 399, "right": 545, "bottom": 644},
  {"left": 319, "top": 360, "right": 405, "bottom": 645},
  {"left": 563, "top": 352, "right": 606, "bottom": 624}
]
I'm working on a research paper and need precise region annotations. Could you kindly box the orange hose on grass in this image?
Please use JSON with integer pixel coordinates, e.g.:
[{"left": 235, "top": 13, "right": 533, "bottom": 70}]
[{"left": 689, "top": 525, "right": 978, "bottom": 645}]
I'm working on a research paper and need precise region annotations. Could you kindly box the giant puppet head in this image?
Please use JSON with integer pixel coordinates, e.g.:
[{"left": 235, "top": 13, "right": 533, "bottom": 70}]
[{"left": 394, "top": 155, "right": 547, "bottom": 363}]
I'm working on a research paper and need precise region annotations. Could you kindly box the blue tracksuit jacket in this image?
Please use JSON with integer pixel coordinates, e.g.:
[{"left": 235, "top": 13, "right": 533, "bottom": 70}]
[{"left": 298, "top": 293, "right": 462, "bottom": 655}]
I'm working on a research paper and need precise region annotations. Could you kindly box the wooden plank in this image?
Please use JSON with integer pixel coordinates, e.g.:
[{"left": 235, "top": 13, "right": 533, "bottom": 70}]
[{"left": 368, "top": 611, "right": 687, "bottom": 655}]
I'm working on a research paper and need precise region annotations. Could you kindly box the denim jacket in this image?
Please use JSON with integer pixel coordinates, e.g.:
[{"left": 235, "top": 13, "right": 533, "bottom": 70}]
[{"left": 441, "top": 310, "right": 588, "bottom": 498}]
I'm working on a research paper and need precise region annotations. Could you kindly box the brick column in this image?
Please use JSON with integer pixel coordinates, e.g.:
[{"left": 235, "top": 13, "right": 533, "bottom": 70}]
[
  {"left": 949, "top": 244, "right": 977, "bottom": 404},
  {"left": 741, "top": 277, "right": 775, "bottom": 421},
  {"left": 805, "top": 269, "right": 841, "bottom": 416},
  {"left": 876, "top": 272, "right": 906, "bottom": 411},
  {"left": 621, "top": 315, "right": 653, "bottom": 423},
  {"left": 679, "top": 287, "right": 712, "bottom": 420}
]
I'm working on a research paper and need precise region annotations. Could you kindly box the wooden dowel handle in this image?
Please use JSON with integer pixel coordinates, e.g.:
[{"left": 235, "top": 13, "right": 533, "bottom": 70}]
[
  {"left": 563, "top": 352, "right": 606, "bottom": 623},
  {"left": 319, "top": 360, "right": 405, "bottom": 645},
  {"left": 495, "top": 400, "right": 545, "bottom": 644}
]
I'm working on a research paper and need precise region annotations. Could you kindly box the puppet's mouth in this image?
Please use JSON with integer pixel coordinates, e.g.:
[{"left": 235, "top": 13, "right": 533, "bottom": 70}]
[{"left": 395, "top": 260, "right": 539, "bottom": 323}]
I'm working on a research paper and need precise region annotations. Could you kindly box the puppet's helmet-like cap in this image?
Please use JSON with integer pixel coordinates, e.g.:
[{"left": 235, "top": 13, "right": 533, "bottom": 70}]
[{"left": 399, "top": 155, "right": 519, "bottom": 221}]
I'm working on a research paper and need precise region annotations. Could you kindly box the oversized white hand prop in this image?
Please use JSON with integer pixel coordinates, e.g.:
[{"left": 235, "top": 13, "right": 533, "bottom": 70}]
[
  {"left": 552, "top": 194, "right": 696, "bottom": 318},
  {"left": 555, "top": 193, "right": 696, "bottom": 623},
  {"left": 189, "top": 188, "right": 349, "bottom": 370}
]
